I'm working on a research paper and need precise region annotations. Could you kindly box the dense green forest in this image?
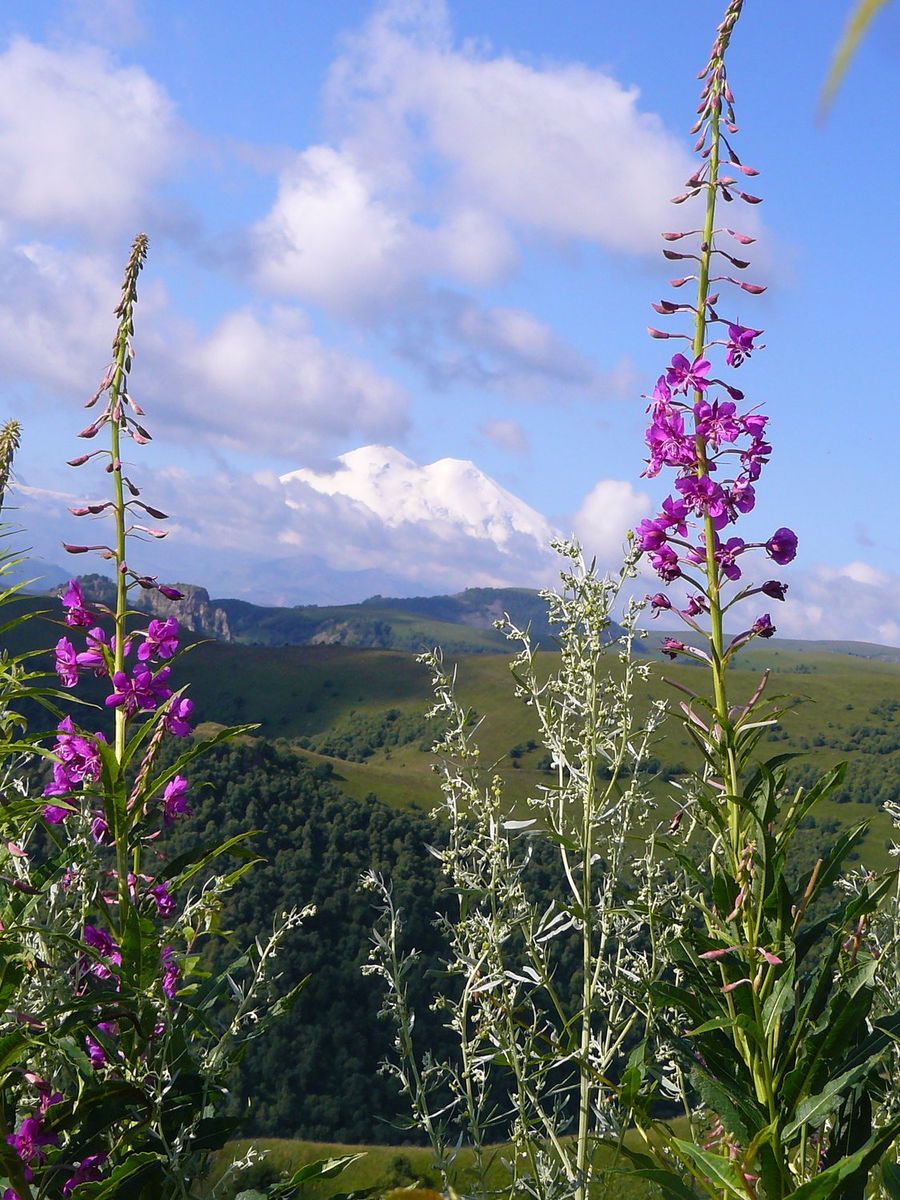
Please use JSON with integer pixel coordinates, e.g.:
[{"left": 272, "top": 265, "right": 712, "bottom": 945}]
[{"left": 161, "top": 738, "right": 452, "bottom": 1143}]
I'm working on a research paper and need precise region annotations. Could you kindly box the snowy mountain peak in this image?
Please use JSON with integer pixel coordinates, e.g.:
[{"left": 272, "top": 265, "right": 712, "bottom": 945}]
[{"left": 280, "top": 444, "right": 557, "bottom": 547}]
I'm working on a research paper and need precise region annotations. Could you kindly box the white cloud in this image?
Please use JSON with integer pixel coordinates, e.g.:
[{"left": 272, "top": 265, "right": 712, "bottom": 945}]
[
  {"left": 326, "top": 0, "right": 695, "bottom": 249},
  {"left": 771, "top": 561, "right": 900, "bottom": 648},
  {"left": 0, "top": 236, "right": 137, "bottom": 397},
  {"left": 479, "top": 419, "right": 528, "bottom": 454},
  {"left": 0, "top": 231, "right": 410, "bottom": 459},
  {"left": 572, "top": 479, "right": 652, "bottom": 563},
  {"left": 156, "top": 305, "right": 410, "bottom": 457},
  {"left": 0, "top": 38, "right": 184, "bottom": 237},
  {"left": 249, "top": 0, "right": 697, "bottom": 389}
]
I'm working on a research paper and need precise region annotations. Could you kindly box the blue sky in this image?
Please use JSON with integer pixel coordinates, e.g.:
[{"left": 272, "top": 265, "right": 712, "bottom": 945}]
[{"left": 2, "top": 0, "right": 899, "bottom": 644}]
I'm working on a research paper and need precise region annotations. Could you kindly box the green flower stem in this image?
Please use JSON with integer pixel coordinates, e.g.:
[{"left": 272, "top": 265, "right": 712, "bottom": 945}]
[
  {"left": 686, "top": 13, "right": 792, "bottom": 1191},
  {"left": 107, "top": 234, "right": 147, "bottom": 922}
]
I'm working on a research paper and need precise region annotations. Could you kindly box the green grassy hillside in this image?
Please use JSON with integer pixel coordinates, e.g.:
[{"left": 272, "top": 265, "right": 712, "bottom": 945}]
[{"left": 170, "top": 636, "right": 900, "bottom": 871}]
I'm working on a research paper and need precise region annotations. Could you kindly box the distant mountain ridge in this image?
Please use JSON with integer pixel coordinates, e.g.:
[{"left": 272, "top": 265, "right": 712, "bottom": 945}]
[
  {"left": 54, "top": 576, "right": 900, "bottom": 662},
  {"left": 67, "top": 575, "right": 580, "bottom": 654}
]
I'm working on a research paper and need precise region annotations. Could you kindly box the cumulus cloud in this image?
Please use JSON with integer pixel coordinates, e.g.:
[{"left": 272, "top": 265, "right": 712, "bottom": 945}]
[
  {"left": 151, "top": 305, "right": 410, "bottom": 457},
  {"left": 772, "top": 561, "right": 900, "bottom": 648},
  {"left": 248, "top": 0, "right": 697, "bottom": 392},
  {"left": 0, "top": 38, "right": 185, "bottom": 237},
  {"left": 0, "top": 231, "right": 409, "bottom": 459},
  {"left": 479, "top": 419, "right": 528, "bottom": 454},
  {"left": 323, "top": 0, "right": 694, "bottom": 252},
  {"left": 572, "top": 479, "right": 652, "bottom": 563},
  {"left": 0, "top": 237, "right": 124, "bottom": 397}
]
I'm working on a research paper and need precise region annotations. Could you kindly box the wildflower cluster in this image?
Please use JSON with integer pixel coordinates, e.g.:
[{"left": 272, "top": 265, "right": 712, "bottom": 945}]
[
  {"left": 0, "top": 235, "right": 309, "bottom": 1200},
  {"left": 613, "top": 8, "right": 900, "bottom": 1199},
  {"left": 637, "top": 13, "right": 796, "bottom": 667}
]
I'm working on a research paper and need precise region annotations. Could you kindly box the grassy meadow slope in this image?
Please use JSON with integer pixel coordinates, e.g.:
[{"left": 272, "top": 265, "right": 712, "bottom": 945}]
[
  {"left": 13, "top": 591, "right": 900, "bottom": 867},
  {"left": 175, "top": 636, "right": 900, "bottom": 871}
]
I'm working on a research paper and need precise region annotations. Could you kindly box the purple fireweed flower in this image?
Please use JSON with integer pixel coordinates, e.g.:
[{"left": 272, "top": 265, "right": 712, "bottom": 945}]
[
  {"left": 725, "top": 323, "right": 759, "bottom": 368},
  {"left": 740, "top": 437, "right": 772, "bottom": 480},
  {"left": 666, "top": 352, "right": 711, "bottom": 394},
  {"left": 29, "top": 1079, "right": 63, "bottom": 1115},
  {"left": 752, "top": 613, "right": 776, "bottom": 639},
  {"left": 648, "top": 374, "right": 672, "bottom": 415},
  {"left": 635, "top": 518, "right": 669, "bottom": 552},
  {"left": 741, "top": 411, "right": 768, "bottom": 439},
  {"left": 7, "top": 1113, "right": 57, "bottom": 1169},
  {"left": 162, "top": 775, "right": 192, "bottom": 826},
  {"left": 715, "top": 536, "right": 746, "bottom": 581},
  {"left": 105, "top": 662, "right": 172, "bottom": 716},
  {"left": 762, "top": 579, "right": 788, "bottom": 601},
  {"left": 44, "top": 761, "right": 75, "bottom": 798},
  {"left": 687, "top": 535, "right": 746, "bottom": 581},
  {"left": 694, "top": 397, "right": 741, "bottom": 448},
  {"left": 42, "top": 796, "right": 71, "bottom": 824},
  {"left": 649, "top": 544, "right": 682, "bottom": 582},
  {"left": 644, "top": 409, "right": 697, "bottom": 477},
  {"left": 683, "top": 594, "right": 709, "bottom": 617},
  {"left": 161, "top": 945, "right": 180, "bottom": 999},
  {"left": 138, "top": 616, "right": 179, "bottom": 662},
  {"left": 766, "top": 527, "right": 798, "bottom": 565},
  {"left": 63, "top": 1153, "right": 108, "bottom": 1196},
  {"left": 647, "top": 592, "right": 672, "bottom": 616},
  {"left": 86, "top": 1035, "right": 106, "bottom": 1068},
  {"left": 76, "top": 626, "right": 110, "bottom": 677},
  {"left": 676, "top": 474, "right": 727, "bottom": 523},
  {"left": 82, "top": 924, "right": 121, "bottom": 981},
  {"left": 158, "top": 584, "right": 183, "bottom": 601},
  {"left": 659, "top": 493, "right": 690, "bottom": 536},
  {"left": 48, "top": 716, "right": 103, "bottom": 788},
  {"left": 726, "top": 478, "right": 756, "bottom": 519},
  {"left": 62, "top": 578, "right": 94, "bottom": 628},
  {"left": 90, "top": 810, "right": 111, "bottom": 844},
  {"left": 162, "top": 695, "right": 194, "bottom": 738},
  {"left": 151, "top": 880, "right": 176, "bottom": 917},
  {"left": 55, "top": 637, "right": 79, "bottom": 688},
  {"left": 662, "top": 638, "right": 686, "bottom": 659}
]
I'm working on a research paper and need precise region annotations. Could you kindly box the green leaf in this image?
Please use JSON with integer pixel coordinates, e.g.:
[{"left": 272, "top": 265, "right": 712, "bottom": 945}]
[
  {"left": 691, "top": 1065, "right": 766, "bottom": 1144},
  {"left": 67, "top": 1151, "right": 158, "bottom": 1198},
  {"left": 783, "top": 1057, "right": 876, "bottom": 1136},
  {"left": 273, "top": 1152, "right": 367, "bottom": 1193},
  {"left": 763, "top": 962, "right": 795, "bottom": 1039},
  {"left": 143, "top": 722, "right": 260, "bottom": 799},
  {"left": 191, "top": 1113, "right": 239, "bottom": 1151},
  {"left": 783, "top": 1112, "right": 900, "bottom": 1199},
  {"left": 779, "top": 762, "right": 847, "bottom": 844},
  {"left": 121, "top": 904, "right": 158, "bottom": 992},
  {"left": 839, "top": 1009, "right": 900, "bottom": 1074},
  {"left": 805, "top": 821, "right": 869, "bottom": 900},
  {"left": 163, "top": 830, "right": 262, "bottom": 887},
  {"left": 672, "top": 1138, "right": 748, "bottom": 1198}
]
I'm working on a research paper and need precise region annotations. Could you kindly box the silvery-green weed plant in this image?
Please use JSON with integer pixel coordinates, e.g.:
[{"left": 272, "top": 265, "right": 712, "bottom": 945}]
[
  {"left": 371, "top": 5, "right": 900, "bottom": 1200},
  {"left": 0, "top": 237, "right": 354, "bottom": 1200},
  {"left": 366, "top": 542, "right": 666, "bottom": 1200}
]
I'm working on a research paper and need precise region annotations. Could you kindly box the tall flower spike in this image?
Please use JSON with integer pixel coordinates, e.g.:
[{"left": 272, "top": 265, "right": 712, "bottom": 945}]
[{"left": 0, "top": 419, "right": 21, "bottom": 514}]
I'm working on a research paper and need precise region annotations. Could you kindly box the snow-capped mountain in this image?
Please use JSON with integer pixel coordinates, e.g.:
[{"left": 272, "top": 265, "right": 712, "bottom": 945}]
[{"left": 280, "top": 444, "right": 558, "bottom": 548}]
